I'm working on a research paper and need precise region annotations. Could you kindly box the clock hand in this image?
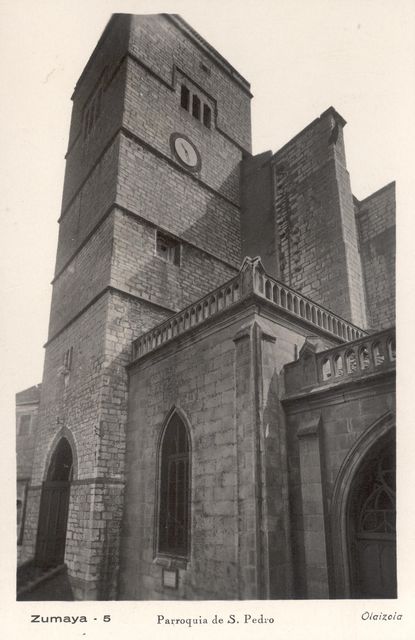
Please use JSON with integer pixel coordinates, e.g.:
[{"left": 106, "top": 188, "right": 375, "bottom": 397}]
[{"left": 180, "top": 141, "right": 190, "bottom": 161}]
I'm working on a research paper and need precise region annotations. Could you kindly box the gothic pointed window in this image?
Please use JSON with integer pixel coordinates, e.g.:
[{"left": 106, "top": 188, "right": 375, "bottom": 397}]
[
  {"left": 357, "top": 450, "right": 395, "bottom": 536},
  {"left": 158, "top": 413, "right": 190, "bottom": 557}
]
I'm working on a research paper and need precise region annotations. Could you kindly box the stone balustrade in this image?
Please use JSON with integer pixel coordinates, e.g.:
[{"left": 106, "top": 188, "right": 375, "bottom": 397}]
[
  {"left": 132, "top": 256, "right": 366, "bottom": 362},
  {"left": 316, "top": 327, "right": 395, "bottom": 384},
  {"left": 132, "top": 276, "right": 241, "bottom": 360},
  {"left": 253, "top": 263, "right": 366, "bottom": 342}
]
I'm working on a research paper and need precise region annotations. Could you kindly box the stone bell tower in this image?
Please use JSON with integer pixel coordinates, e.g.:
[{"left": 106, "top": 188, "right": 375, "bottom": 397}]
[{"left": 20, "top": 13, "right": 252, "bottom": 598}]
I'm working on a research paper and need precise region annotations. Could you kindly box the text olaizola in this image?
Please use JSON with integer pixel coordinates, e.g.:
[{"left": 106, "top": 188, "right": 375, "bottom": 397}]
[{"left": 31, "top": 615, "right": 111, "bottom": 624}]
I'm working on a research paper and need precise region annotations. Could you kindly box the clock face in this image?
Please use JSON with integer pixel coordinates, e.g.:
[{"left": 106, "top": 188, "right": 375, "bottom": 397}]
[{"left": 170, "top": 133, "right": 201, "bottom": 172}]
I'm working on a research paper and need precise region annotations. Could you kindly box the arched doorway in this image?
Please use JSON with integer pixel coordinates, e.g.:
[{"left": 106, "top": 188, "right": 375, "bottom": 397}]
[
  {"left": 347, "top": 433, "right": 396, "bottom": 598},
  {"left": 35, "top": 437, "right": 73, "bottom": 568}
]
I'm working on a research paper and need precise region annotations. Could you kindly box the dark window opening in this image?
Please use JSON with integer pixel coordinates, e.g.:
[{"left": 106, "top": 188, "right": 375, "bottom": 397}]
[
  {"left": 156, "top": 232, "right": 181, "bottom": 266},
  {"left": 180, "top": 85, "right": 190, "bottom": 111},
  {"left": 203, "top": 104, "right": 212, "bottom": 128},
  {"left": 64, "top": 346, "right": 73, "bottom": 371},
  {"left": 192, "top": 94, "right": 201, "bottom": 120},
  {"left": 158, "top": 414, "right": 190, "bottom": 557}
]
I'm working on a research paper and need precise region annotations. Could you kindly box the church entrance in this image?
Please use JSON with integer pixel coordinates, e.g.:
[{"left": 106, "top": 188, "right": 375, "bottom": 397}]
[
  {"left": 35, "top": 438, "right": 73, "bottom": 568},
  {"left": 347, "top": 434, "right": 396, "bottom": 598}
]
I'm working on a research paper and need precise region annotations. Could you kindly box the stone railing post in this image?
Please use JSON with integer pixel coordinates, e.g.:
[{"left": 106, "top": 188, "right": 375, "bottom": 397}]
[{"left": 240, "top": 256, "right": 265, "bottom": 297}]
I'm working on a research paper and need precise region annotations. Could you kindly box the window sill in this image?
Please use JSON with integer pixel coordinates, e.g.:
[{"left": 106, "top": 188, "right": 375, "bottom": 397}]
[{"left": 153, "top": 555, "right": 189, "bottom": 571}]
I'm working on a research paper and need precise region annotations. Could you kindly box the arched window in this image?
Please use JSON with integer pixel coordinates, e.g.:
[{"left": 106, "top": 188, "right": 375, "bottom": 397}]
[{"left": 158, "top": 413, "right": 190, "bottom": 557}]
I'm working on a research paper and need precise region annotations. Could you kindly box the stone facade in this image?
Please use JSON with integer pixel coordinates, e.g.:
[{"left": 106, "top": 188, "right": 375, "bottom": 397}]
[
  {"left": 283, "top": 328, "right": 395, "bottom": 597},
  {"left": 17, "top": 14, "right": 396, "bottom": 601},
  {"left": 355, "top": 182, "right": 396, "bottom": 329}
]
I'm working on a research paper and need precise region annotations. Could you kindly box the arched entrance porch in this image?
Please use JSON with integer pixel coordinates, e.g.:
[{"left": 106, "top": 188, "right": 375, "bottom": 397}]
[{"left": 331, "top": 413, "right": 396, "bottom": 598}]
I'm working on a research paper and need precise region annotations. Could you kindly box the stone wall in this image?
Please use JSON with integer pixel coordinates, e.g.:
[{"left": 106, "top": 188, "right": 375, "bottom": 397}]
[
  {"left": 49, "top": 212, "right": 114, "bottom": 337},
  {"left": 62, "top": 15, "right": 130, "bottom": 208},
  {"left": 55, "top": 140, "right": 120, "bottom": 274},
  {"left": 240, "top": 152, "right": 276, "bottom": 275},
  {"left": 269, "top": 108, "right": 367, "bottom": 327},
  {"left": 120, "top": 299, "right": 337, "bottom": 599},
  {"left": 120, "top": 311, "right": 244, "bottom": 600},
  {"left": 116, "top": 134, "right": 242, "bottom": 267},
  {"left": 123, "top": 59, "right": 244, "bottom": 205},
  {"left": 110, "top": 210, "right": 237, "bottom": 313},
  {"left": 128, "top": 14, "right": 252, "bottom": 152},
  {"left": 355, "top": 182, "right": 395, "bottom": 329},
  {"left": 25, "top": 12, "right": 252, "bottom": 599},
  {"left": 283, "top": 340, "right": 396, "bottom": 598}
]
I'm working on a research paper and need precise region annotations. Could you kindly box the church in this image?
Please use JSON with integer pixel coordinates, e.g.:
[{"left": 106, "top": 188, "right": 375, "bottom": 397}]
[{"left": 16, "top": 14, "right": 396, "bottom": 600}]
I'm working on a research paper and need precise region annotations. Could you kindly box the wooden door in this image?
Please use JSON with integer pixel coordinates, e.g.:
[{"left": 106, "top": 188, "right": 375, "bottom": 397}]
[
  {"left": 35, "top": 481, "right": 71, "bottom": 568},
  {"left": 348, "top": 441, "right": 396, "bottom": 598},
  {"left": 35, "top": 437, "right": 73, "bottom": 569}
]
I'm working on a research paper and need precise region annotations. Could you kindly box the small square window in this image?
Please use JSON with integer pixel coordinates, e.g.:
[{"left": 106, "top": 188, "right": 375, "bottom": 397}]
[{"left": 156, "top": 232, "right": 181, "bottom": 266}]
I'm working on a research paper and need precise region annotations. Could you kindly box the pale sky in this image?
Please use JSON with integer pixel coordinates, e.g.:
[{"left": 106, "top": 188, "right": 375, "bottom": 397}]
[{"left": 1, "top": 0, "right": 414, "bottom": 419}]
